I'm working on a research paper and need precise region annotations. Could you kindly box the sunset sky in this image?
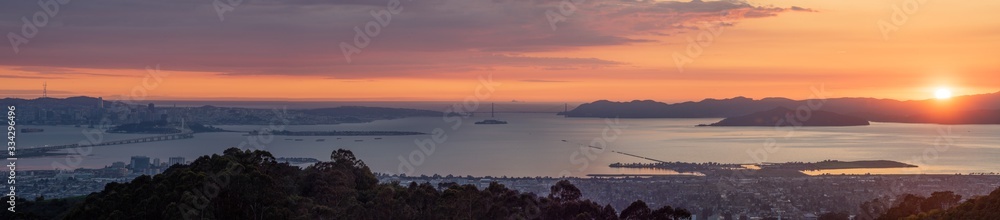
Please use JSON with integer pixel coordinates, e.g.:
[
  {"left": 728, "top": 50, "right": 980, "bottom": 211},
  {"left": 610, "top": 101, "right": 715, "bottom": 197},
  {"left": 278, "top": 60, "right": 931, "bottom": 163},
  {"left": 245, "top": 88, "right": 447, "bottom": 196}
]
[{"left": 1, "top": 0, "right": 998, "bottom": 102}]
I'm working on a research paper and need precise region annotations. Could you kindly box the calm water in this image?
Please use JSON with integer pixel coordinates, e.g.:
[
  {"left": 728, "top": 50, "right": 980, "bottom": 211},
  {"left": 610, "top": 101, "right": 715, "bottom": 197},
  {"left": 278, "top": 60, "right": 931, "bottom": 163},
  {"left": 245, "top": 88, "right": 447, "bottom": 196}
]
[{"left": 15, "top": 113, "right": 1000, "bottom": 177}]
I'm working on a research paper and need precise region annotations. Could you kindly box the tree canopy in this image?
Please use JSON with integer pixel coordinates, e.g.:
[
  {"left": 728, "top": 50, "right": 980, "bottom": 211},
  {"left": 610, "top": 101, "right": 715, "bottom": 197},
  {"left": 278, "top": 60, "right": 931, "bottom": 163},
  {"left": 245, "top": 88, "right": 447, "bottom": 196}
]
[
  {"left": 871, "top": 188, "right": 1000, "bottom": 220},
  {"left": 3, "top": 148, "right": 693, "bottom": 220}
]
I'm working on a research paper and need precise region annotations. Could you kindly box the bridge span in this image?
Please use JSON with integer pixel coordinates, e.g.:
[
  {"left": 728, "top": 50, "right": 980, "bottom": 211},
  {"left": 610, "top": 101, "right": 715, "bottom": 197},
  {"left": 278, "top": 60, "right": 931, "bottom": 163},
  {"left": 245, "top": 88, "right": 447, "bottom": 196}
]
[{"left": 20, "top": 132, "right": 194, "bottom": 157}]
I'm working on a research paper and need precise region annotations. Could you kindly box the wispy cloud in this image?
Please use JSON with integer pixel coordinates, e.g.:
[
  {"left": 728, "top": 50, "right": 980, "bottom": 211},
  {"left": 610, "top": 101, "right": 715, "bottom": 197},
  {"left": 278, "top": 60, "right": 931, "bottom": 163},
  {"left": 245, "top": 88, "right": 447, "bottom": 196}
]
[
  {"left": 0, "top": 89, "right": 73, "bottom": 95},
  {"left": 12, "top": 67, "right": 127, "bottom": 77},
  {"left": 520, "top": 79, "right": 574, "bottom": 83},
  {"left": 0, "top": 0, "right": 809, "bottom": 78},
  {"left": 0, "top": 74, "right": 64, "bottom": 79}
]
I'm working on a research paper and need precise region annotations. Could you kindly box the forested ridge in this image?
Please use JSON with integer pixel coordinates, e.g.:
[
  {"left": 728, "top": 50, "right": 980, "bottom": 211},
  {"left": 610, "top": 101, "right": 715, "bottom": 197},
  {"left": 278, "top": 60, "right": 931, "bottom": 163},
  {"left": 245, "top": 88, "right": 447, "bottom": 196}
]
[
  {"left": 8, "top": 147, "right": 999, "bottom": 219},
  {"left": 2, "top": 148, "right": 691, "bottom": 220},
  {"left": 865, "top": 187, "right": 1000, "bottom": 220}
]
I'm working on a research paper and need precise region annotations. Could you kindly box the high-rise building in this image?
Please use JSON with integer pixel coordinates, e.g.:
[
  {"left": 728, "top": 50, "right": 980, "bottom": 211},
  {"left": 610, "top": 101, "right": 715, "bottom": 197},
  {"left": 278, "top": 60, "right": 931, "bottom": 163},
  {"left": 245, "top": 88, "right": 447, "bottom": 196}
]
[
  {"left": 130, "top": 156, "right": 150, "bottom": 172},
  {"left": 153, "top": 158, "right": 161, "bottom": 168},
  {"left": 168, "top": 157, "right": 186, "bottom": 165}
]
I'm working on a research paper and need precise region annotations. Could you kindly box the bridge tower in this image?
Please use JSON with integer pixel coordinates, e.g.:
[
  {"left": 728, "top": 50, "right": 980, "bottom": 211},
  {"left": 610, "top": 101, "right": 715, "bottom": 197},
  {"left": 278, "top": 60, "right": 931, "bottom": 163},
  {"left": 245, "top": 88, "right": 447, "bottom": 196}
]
[{"left": 178, "top": 118, "right": 190, "bottom": 133}]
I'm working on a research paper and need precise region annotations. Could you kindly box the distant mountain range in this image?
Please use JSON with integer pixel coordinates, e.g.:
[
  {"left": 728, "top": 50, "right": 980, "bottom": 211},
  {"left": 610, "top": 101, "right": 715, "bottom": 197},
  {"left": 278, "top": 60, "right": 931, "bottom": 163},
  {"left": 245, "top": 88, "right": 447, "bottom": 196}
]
[
  {"left": 566, "top": 91, "right": 1000, "bottom": 124},
  {"left": 0, "top": 96, "right": 114, "bottom": 107}
]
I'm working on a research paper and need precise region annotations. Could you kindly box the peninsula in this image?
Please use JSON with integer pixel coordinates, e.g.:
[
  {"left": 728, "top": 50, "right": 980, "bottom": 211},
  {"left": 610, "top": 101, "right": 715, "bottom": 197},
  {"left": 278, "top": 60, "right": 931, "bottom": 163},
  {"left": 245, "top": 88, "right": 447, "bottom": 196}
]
[{"left": 700, "top": 107, "right": 870, "bottom": 127}]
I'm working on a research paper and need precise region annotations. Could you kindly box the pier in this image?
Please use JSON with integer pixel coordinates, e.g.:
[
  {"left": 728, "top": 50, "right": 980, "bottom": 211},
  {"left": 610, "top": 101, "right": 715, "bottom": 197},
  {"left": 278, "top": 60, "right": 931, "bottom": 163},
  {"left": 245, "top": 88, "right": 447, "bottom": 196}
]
[{"left": 560, "top": 139, "right": 668, "bottom": 163}]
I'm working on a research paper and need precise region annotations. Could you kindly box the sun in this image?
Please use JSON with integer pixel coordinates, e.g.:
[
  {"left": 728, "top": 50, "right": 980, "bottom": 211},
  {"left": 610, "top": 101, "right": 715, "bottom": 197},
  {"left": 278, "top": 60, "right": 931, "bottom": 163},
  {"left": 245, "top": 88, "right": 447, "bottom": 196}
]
[{"left": 935, "top": 88, "right": 953, "bottom": 100}]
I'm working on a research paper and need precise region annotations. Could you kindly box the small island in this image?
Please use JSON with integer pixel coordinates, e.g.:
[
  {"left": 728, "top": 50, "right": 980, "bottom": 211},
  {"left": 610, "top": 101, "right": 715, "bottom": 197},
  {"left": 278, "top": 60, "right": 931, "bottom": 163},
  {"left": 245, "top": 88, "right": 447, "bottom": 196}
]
[{"left": 699, "top": 107, "right": 870, "bottom": 127}]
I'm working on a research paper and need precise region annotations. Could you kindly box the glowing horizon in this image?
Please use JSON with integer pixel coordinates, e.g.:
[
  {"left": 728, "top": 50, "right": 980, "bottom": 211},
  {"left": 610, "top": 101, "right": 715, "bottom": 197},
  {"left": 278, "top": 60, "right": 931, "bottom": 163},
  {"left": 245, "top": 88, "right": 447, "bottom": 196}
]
[{"left": 2, "top": 0, "right": 998, "bottom": 102}]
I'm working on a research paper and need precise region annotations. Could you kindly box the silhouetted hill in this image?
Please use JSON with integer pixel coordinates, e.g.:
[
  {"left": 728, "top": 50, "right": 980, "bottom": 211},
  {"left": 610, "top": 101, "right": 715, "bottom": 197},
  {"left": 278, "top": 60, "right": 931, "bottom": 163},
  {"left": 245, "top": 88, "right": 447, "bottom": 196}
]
[
  {"left": 938, "top": 187, "right": 1000, "bottom": 219},
  {"left": 0, "top": 96, "right": 111, "bottom": 108},
  {"left": 567, "top": 91, "right": 1000, "bottom": 124},
  {"left": 703, "top": 107, "right": 870, "bottom": 126},
  {"left": 301, "top": 106, "right": 441, "bottom": 119},
  {"left": 567, "top": 97, "right": 794, "bottom": 118},
  {"left": 894, "top": 109, "right": 1000, "bottom": 124},
  {"left": 0, "top": 148, "right": 692, "bottom": 220},
  {"left": 872, "top": 187, "right": 1000, "bottom": 220}
]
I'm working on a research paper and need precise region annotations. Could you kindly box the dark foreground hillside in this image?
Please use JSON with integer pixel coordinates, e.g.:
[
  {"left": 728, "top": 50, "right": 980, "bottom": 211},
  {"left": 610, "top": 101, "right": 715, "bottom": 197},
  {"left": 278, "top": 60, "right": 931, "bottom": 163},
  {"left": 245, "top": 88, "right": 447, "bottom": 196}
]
[
  {"left": 867, "top": 187, "right": 1000, "bottom": 220},
  {"left": 2, "top": 148, "right": 690, "bottom": 220}
]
